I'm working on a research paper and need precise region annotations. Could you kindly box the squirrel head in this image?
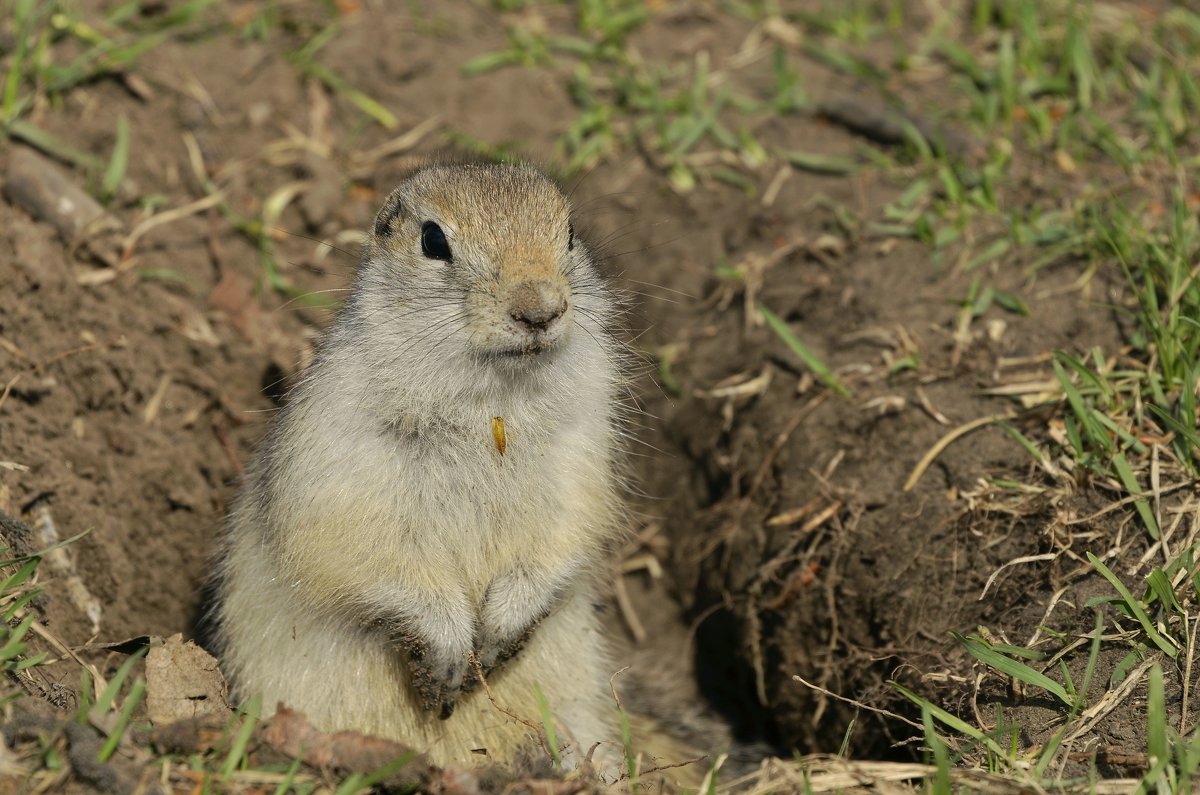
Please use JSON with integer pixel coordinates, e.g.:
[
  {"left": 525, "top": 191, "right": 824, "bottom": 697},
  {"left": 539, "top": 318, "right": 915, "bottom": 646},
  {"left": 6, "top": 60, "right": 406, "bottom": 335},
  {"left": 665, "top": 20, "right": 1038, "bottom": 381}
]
[{"left": 363, "top": 163, "right": 587, "bottom": 364}]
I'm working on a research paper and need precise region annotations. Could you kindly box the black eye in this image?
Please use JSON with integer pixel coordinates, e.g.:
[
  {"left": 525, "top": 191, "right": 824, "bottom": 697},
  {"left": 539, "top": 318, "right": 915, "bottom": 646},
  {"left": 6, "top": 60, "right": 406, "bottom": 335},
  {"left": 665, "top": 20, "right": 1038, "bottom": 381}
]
[
  {"left": 567, "top": 223, "right": 575, "bottom": 251},
  {"left": 421, "top": 222, "right": 452, "bottom": 262}
]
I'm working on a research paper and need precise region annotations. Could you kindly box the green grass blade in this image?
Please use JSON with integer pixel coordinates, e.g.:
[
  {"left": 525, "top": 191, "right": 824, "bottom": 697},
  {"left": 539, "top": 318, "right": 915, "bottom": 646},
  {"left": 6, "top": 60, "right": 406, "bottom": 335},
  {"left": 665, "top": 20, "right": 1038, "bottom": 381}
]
[
  {"left": 1112, "top": 452, "right": 1159, "bottom": 539},
  {"left": 780, "top": 149, "right": 856, "bottom": 175},
  {"left": 331, "top": 751, "right": 417, "bottom": 794},
  {"left": 101, "top": 115, "right": 130, "bottom": 203},
  {"left": 1087, "top": 553, "right": 1177, "bottom": 658},
  {"left": 91, "top": 647, "right": 147, "bottom": 717},
  {"left": 13, "top": 651, "right": 48, "bottom": 670},
  {"left": 533, "top": 683, "right": 560, "bottom": 768},
  {"left": 1052, "top": 355, "right": 1108, "bottom": 455},
  {"left": 1076, "top": 610, "right": 1104, "bottom": 711},
  {"left": 77, "top": 668, "right": 94, "bottom": 723},
  {"left": 97, "top": 677, "right": 145, "bottom": 762},
  {"left": 890, "top": 681, "right": 1008, "bottom": 758},
  {"left": 0, "top": 528, "right": 93, "bottom": 568},
  {"left": 221, "top": 694, "right": 261, "bottom": 780},
  {"left": 0, "top": 557, "right": 40, "bottom": 595},
  {"left": 462, "top": 49, "right": 526, "bottom": 76},
  {"left": 0, "top": 612, "right": 37, "bottom": 663},
  {"left": 837, "top": 717, "right": 855, "bottom": 758},
  {"left": 1148, "top": 405, "right": 1200, "bottom": 470},
  {"left": 922, "top": 706, "right": 953, "bottom": 795},
  {"left": 1093, "top": 411, "right": 1147, "bottom": 455},
  {"left": 759, "top": 304, "right": 851, "bottom": 397},
  {"left": 1146, "top": 568, "right": 1182, "bottom": 614},
  {"left": 955, "top": 633, "right": 1071, "bottom": 706},
  {"left": 987, "top": 640, "right": 1046, "bottom": 661},
  {"left": 272, "top": 755, "right": 303, "bottom": 795},
  {"left": 302, "top": 62, "right": 398, "bottom": 130},
  {"left": 996, "top": 421, "right": 1048, "bottom": 467},
  {"left": 2, "top": 588, "right": 43, "bottom": 623},
  {"left": 619, "top": 707, "right": 637, "bottom": 789},
  {"left": 292, "top": 22, "right": 339, "bottom": 62},
  {"left": 8, "top": 120, "right": 105, "bottom": 172},
  {"left": 3, "top": 0, "right": 39, "bottom": 121}
]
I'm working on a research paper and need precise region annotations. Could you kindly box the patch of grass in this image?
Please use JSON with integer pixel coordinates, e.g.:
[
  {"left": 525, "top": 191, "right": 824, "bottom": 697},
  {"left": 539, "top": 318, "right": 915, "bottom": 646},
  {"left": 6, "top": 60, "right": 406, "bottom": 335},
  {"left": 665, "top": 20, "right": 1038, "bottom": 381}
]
[
  {"left": 848, "top": 3, "right": 1200, "bottom": 308},
  {"left": 926, "top": 544, "right": 1200, "bottom": 791},
  {"left": 465, "top": 1, "right": 818, "bottom": 182},
  {"left": 1086, "top": 553, "right": 1180, "bottom": 659},
  {"left": 955, "top": 632, "right": 1073, "bottom": 708},
  {"left": 0, "top": 556, "right": 48, "bottom": 698},
  {"left": 96, "top": 674, "right": 146, "bottom": 762},
  {"left": 2, "top": 0, "right": 216, "bottom": 190},
  {"left": 1, "top": 0, "right": 351, "bottom": 314},
  {"left": 1102, "top": 193, "right": 1200, "bottom": 475},
  {"left": 751, "top": 3, "right": 1200, "bottom": 791},
  {"left": 176, "top": 133, "right": 336, "bottom": 308},
  {"left": 287, "top": 22, "right": 399, "bottom": 130},
  {"left": 1, "top": 547, "right": 141, "bottom": 783}
]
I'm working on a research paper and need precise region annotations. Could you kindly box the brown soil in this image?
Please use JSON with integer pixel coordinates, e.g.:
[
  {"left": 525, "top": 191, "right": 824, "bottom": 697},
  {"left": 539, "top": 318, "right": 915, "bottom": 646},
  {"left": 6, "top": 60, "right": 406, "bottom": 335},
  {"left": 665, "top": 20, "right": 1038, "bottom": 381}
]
[{"left": 0, "top": 0, "right": 1154, "bottom": 782}]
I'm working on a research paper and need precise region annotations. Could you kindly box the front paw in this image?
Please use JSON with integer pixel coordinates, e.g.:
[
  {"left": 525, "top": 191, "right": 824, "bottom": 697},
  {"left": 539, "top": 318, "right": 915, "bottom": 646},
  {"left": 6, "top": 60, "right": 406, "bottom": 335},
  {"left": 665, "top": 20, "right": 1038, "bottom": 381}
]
[
  {"left": 473, "top": 570, "right": 561, "bottom": 681},
  {"left": 476, "top": 615, "right": 543, "bottom": 675},
  {"left": 402, "top": 636, "right": 468, "bottom": 719}
]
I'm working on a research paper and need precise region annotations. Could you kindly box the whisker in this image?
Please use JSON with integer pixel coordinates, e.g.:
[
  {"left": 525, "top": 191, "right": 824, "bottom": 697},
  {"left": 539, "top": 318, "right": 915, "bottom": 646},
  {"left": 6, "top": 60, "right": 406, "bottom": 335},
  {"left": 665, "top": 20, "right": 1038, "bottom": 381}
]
[
  {"left": 273, "top": 287, "right": 356, "bottom": 313},
  {"left": 273, "top": 227, "right": 361, "bottom": 260}
]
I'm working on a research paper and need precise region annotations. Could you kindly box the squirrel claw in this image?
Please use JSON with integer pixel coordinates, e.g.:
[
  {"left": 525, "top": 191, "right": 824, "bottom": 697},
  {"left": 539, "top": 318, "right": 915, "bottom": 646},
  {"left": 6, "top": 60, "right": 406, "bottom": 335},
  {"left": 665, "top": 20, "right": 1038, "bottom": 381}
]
[{"left": 402, "top": 637, "right": 467, "bottom": 716}]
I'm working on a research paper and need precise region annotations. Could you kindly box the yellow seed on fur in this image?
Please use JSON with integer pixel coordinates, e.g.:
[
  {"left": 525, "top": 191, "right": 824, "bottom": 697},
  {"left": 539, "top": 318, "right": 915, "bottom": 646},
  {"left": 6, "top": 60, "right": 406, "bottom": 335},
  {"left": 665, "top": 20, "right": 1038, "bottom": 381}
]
[{"left": 491, "top": 416, "right": 506, "bottom": 456}]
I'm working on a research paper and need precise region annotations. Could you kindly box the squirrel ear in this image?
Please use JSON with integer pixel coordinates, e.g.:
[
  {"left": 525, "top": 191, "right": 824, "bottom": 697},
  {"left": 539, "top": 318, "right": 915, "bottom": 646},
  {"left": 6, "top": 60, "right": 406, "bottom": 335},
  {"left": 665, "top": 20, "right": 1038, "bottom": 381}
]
[{"left": 374, "top": 192, "right": 405, "bottom": 238}]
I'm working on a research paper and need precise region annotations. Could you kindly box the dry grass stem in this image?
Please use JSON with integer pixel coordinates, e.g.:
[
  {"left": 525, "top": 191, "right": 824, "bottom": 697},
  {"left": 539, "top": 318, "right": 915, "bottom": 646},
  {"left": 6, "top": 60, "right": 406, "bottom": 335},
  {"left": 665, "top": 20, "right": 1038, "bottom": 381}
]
[
  {"left": 903, "top": 413, "right": 1017, "bottom": 492},
  {"left": 791, "top": 674, "right": 922, "bottom": 732},
  {"left": 1062, "top": 656, "right": 1159, "bottom": 747},
  {"left": 613, "top": 575, "right": 646, "bottom": 644},
  {"left": 979, "top": 553, "right": 1056, "bottom": 600}
]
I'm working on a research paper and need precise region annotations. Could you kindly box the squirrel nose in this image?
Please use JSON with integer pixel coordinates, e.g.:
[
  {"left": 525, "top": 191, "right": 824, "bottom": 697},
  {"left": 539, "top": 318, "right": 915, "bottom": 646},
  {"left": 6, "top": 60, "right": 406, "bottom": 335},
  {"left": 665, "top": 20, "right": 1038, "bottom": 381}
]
[{"left": 509, "top": 280, "right": 568, "bottom": 331}]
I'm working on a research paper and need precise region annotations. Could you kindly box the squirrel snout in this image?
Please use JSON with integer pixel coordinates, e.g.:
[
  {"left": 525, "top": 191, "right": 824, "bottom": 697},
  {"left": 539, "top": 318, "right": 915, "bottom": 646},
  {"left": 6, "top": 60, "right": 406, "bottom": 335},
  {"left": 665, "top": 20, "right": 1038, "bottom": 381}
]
[{"left": 507, "top": 280, "right": 569, "bottom": 332}]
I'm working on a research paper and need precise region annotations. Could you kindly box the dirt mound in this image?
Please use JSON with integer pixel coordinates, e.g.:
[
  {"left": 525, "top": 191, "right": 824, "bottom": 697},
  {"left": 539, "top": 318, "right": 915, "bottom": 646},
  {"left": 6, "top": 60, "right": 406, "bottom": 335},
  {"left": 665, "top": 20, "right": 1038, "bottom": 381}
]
[{"left": 637, "top": 209, "right": 1122, "bottom": 753}]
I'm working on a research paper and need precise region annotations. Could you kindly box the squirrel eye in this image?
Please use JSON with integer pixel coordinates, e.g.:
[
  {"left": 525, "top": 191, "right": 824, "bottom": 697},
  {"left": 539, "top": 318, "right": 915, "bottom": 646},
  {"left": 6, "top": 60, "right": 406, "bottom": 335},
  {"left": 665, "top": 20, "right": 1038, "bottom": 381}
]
[
  {"left": 567, "top": 223, "right": 575, "bottom": 251},
  {"left": 421, "top": 222, "right": 452, "bottom": 262}
]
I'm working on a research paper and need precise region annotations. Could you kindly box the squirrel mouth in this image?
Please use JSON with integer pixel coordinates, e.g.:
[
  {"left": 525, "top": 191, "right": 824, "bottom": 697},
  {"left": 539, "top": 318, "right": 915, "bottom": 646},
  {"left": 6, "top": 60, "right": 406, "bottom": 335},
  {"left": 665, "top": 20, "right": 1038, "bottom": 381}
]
[
  {"left": 494, "top": 341, "right": 554, "bottom": 359},
  {"left": 490, "top": 331, "right": 565, "bottom": 360}
]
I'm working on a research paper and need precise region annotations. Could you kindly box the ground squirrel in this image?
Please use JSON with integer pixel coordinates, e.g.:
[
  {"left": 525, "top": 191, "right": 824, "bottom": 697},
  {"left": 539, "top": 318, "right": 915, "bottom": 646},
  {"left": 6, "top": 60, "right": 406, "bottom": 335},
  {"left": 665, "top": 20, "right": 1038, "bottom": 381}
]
[{"left": 212, "top": 163, "right": 630, "bottom": 772}]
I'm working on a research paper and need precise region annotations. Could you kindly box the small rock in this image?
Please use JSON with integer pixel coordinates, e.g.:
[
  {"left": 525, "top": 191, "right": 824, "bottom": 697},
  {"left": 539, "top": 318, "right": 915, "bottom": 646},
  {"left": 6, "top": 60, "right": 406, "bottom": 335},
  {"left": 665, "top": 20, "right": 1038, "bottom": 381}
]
[
  {"left": 3, "top": 147, "right": 123, "bottom": 266},
  {"left": 145, "top": 634, "right": 230, "bottom": 725}
]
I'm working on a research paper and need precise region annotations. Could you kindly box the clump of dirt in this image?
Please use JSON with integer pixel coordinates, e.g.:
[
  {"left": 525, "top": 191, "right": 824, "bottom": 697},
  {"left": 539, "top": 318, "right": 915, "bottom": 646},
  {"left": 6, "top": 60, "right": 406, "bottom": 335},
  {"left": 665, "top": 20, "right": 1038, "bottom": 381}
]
[{"left": 621, "top": 167, "right": 1127, "bottom": 755}]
